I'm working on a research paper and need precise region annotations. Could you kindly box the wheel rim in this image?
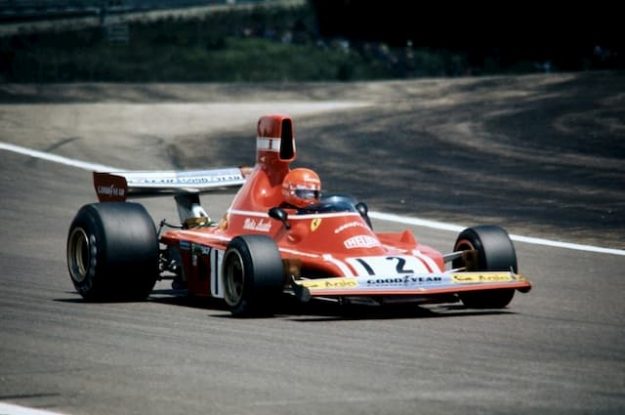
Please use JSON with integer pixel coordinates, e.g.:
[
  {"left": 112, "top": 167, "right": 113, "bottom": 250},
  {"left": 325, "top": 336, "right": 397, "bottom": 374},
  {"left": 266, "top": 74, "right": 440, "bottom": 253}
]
[
  {"left": 454, "top": 239, "right": 477, "bottom": 271},
  {"left": 68, "top": 227, "right": 90, "bottom": 283},
  {"left": 224, "top": 250, "right": 245, "bottom": 306}
]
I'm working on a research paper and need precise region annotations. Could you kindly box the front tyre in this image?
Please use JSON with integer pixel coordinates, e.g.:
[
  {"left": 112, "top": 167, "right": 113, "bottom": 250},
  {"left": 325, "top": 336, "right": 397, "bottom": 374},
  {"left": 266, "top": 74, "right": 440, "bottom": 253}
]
[
  {"left": 222, "top": 235, "right": 285, "bottom": 317},
  {"left": 67, "top": 202, "right": 158, "bottom": 301},
  {"left": 453, "top": 225, "right": 517, "bottom": 309}
]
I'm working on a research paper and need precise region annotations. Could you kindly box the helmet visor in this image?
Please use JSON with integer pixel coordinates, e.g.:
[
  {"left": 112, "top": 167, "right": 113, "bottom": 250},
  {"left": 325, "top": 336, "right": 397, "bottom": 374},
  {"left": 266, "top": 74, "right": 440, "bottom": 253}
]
[{"left": 294, "top": 188, "right": 320, "bottom": 201}]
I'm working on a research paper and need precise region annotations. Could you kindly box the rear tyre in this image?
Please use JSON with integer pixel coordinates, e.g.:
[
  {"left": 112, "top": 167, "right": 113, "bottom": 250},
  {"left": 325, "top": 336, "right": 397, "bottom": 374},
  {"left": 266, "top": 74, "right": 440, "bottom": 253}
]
[
  {"left": 67, "top": 202, "right": 159, "bottom": 301},
  {"left": 453, "top": 225, "right": 517, "bottom": 309},
  {"left": 222, "top": 235, "right": 285, "bottom": 317}
]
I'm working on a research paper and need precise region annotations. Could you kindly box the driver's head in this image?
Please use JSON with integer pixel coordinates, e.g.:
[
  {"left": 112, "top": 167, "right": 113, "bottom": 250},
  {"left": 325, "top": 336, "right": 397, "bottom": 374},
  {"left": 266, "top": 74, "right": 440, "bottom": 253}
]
[{"left": 282, "top": 168, "right": 321, "bottom": 208}]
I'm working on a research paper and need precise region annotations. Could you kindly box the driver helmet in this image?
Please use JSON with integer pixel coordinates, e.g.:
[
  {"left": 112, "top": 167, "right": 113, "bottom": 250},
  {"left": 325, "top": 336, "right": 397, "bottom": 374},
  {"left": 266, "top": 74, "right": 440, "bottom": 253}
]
[{"left": 282, "top": 168, "right": 321, "bottom": 208}]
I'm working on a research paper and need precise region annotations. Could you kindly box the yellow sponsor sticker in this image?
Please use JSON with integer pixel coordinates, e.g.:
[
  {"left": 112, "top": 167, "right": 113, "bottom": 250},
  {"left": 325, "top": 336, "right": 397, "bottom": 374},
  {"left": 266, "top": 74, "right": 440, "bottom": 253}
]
[
  {"left": 300, "top": 278, "right": 358, "bottom": 290},
  {"left": 452, "top": 272, "right": 514, "bottom": 283}
]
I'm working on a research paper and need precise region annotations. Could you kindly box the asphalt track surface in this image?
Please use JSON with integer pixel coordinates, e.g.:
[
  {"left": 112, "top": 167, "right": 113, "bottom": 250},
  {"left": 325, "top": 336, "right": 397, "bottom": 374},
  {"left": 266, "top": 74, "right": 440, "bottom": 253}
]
[{"left": 1, "top": 73, "right": 624, "bottom": 415}]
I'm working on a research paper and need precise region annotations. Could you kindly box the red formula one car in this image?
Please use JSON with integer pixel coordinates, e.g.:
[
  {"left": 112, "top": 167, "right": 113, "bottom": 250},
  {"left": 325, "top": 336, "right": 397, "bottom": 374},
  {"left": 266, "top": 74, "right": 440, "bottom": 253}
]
[{"left": 66, "top": 114, "right": 531, "bottom": 316}]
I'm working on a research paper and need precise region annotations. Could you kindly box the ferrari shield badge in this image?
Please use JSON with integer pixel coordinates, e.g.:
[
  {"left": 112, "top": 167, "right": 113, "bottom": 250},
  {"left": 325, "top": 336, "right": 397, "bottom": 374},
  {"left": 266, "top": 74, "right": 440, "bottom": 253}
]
[{"left": 310, "top": 218, "right": 322, "bottom": 232}]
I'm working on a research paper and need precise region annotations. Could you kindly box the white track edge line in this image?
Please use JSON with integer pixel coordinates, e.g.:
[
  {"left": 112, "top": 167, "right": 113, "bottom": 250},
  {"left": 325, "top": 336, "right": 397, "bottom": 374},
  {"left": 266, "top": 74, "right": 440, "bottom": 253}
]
[
  {"left": 368, "top": 211, "right": 625, "bottom": 256},
  {"left": 2, "top": 141, "right": 624, "bottom": 256},
  {"left": 0, "top": 142, "right": 121, "bottom": 172},
  {"left": 0, "top": 402, "right": 69, "bottom": 415}
]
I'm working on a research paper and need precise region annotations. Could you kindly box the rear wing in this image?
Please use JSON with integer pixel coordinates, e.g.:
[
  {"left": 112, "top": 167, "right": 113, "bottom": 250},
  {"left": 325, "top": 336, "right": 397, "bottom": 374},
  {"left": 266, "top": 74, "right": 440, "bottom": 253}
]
[
  {"left": 93, "top": 168, "right": 249, "bottom": 225},
  {"left": 93, "top": 168, "right": 248, "bottom": 202}
]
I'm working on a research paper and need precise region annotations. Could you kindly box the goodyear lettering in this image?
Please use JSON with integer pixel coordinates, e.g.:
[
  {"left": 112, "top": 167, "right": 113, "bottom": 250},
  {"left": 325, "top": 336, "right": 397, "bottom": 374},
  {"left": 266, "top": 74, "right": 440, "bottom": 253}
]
[
  {"left": 366, "top": 275, "right": 443, "bottom": 286},
  {"left": 130, "top": 174, "right": 241, "bottom": 185},
  {"left": 97, "top": 184, "right": 125, "bottom": 197}
]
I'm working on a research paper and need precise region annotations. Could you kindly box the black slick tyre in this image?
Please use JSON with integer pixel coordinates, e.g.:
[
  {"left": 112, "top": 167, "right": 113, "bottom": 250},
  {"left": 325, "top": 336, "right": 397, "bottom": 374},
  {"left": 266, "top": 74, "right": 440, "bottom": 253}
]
[
  {"left": 66, "top": 202, "right": 159, "bottom": 301},
  {"left": 453, "top": 225, "right": 517, "bottom": 309},
  {"left": 222, "top": 235, "right": 285, "bottom": 317}
]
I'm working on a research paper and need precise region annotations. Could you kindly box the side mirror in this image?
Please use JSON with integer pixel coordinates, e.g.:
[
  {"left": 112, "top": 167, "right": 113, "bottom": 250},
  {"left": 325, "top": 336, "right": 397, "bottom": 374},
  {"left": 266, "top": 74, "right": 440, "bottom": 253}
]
[
  {"left": 268, "top": 207, "right": 291, "bottom": 230},
  {"left": 355, "top": 202, "right": 368, "bottom": 216},
  {"left": 355, "top": 202, "right": 373, "bottom": 229}
]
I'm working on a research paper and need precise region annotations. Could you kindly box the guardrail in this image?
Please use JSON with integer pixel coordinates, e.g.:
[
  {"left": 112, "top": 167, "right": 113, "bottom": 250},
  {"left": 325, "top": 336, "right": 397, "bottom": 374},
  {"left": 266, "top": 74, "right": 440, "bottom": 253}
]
[
  {"left": 0, "top": 1, "right": 264, "bottom": 22},
  {"left": 0, "top": 0, "right": 302, "bottom": 36}
]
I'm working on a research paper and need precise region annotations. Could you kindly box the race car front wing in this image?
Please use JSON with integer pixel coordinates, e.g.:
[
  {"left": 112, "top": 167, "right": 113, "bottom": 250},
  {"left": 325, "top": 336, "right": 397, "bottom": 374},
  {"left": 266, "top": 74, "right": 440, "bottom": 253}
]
[{"left": 292, "top": 271, "right": 531, "bottom": 302}]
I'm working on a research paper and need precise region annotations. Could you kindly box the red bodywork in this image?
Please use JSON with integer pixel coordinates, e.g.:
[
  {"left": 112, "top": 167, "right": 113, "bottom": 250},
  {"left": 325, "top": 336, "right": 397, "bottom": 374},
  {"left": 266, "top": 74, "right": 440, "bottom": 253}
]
[
  {"left": 158, "top": 114, "right": 446, "bottom": 297},
  {"left": 92, "top": 114, "right": 531, "bottom": 302}
]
